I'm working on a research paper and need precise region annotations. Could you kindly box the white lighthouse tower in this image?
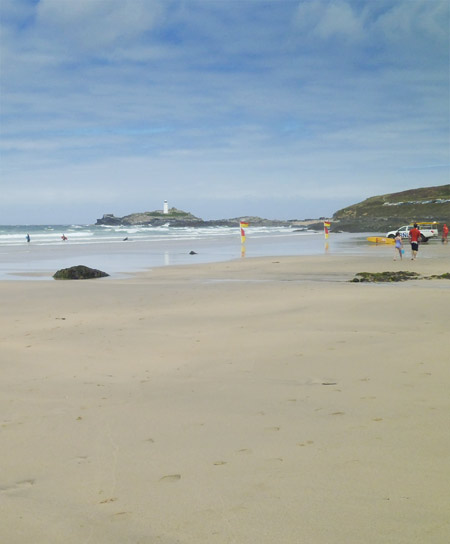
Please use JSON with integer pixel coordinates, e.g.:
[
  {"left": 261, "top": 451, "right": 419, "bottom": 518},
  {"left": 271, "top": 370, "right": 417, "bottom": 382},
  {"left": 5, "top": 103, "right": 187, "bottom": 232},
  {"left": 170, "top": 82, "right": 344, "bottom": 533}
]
[{"left": 163, "top": 200, "right": 169, "bottom": 214}]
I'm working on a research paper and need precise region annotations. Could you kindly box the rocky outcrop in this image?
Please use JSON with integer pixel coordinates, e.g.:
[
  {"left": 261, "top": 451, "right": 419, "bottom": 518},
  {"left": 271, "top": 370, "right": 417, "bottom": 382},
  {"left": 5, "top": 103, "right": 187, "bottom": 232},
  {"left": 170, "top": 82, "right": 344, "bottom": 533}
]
[
  {"left": 96, "top": 208, "right": 201, "bottom": 226},
  {"left": 96, "top": 210, "right": 291, "bottom": 227},
  {"left": 53, "top": 265, "right": 109, "bottom": 280}
]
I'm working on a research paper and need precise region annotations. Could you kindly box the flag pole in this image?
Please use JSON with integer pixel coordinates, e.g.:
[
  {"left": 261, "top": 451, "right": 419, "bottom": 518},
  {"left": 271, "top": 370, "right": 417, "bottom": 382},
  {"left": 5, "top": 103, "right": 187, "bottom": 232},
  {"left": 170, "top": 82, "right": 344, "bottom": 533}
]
[
  {"left": 239, "top": 220, "right": 249, "bottom": 256},
  {"left": 324, "top": 220, "right": 331, "bottom": 252},
  {"left": 239, "top": 220, "right": 248, "bottom": 245}
]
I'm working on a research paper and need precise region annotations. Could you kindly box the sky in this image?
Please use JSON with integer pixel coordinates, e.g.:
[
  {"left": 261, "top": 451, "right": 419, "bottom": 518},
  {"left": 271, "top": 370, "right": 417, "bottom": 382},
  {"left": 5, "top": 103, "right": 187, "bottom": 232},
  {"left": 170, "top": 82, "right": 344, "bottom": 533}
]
[{"left": 0, "top": 0, "right": 449, "bottom": 224}]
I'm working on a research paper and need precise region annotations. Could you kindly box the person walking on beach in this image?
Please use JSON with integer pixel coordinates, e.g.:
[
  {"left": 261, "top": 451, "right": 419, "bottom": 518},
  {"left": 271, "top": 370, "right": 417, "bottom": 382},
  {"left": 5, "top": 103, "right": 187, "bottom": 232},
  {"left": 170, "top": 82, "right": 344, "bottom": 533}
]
[
  {"left": 442, "top": 223, "right": 449, "bottom": 244},
  {"left": 394, "top": 232, "right": 403, "bottom": 260},
  {"left": 409, "top": 223, "right": 421, "bottom": 260},
  {"left": 26, "top": 233, "right": 30, "bottom": 243}
]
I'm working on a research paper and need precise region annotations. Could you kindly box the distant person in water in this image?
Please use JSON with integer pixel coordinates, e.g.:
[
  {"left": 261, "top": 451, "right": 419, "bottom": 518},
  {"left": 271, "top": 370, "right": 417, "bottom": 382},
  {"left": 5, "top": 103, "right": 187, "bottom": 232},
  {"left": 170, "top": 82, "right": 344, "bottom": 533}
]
[
  {"left": 442, "top": 224, "right": 449, "bottom": 244},
  {"left": 26, "top": 233, "right": 30, "bottom": 243},
  {"left": 409, "top": 223, "right": 421, "bottom": 260},
  {"left": 394, "top": 232, "right": 403, "bottom": 260},
  {"left": 61, "top": 234, "right": 67, "bottom": 241}
]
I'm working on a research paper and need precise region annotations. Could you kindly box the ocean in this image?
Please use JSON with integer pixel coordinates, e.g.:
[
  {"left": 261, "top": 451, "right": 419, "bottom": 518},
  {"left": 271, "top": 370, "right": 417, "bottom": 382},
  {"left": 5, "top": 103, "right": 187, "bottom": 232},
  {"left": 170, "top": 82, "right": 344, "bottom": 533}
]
[
  {"left": 0, "top": 223, "right": 436, "bottom": 280},
  {"left": 0, "top": 223, "right": 299, "bottom": 247}
]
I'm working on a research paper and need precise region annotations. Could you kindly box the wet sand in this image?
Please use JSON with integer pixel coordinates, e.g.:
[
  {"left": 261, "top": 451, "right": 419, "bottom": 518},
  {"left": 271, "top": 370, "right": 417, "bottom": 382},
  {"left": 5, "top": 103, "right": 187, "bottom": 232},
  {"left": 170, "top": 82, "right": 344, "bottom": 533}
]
[
  {"left": 1, "top": 254, "right": 449, "bottom": 543},
  {"left": 3, "top": 231, "right": 447, "bottom": 281}
]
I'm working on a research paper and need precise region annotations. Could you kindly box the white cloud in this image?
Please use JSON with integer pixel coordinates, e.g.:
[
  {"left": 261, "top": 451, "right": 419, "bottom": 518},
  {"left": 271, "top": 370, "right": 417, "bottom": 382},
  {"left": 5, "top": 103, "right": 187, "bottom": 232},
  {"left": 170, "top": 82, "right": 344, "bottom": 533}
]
[
  {"left": 36, "top": 0, "right": 164, "bottom": 49},
  {"left": 294, "top": 0, "right": 448, "bottom": 58},
  {"left": 374, "top": 0, "right": 447, "bottom": 42},
  {"left": 295, "top": 0, "right": 364, "bottom": 41}
]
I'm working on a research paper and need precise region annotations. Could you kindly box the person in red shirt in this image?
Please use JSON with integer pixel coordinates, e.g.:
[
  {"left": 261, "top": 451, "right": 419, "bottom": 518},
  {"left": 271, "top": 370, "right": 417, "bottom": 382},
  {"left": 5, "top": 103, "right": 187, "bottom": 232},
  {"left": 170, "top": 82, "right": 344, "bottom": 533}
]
[
  {"left": 409, "top": 223, "right": 421, "bottom": 260},
  {"left": 442, "top": 223, "right": 449, "bottom": 244}
]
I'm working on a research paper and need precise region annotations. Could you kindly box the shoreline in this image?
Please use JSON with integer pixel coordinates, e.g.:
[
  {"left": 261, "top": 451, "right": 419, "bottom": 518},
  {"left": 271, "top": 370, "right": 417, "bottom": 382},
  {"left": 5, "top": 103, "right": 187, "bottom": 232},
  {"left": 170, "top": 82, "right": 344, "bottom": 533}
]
[{"left": 1, "top": 231, "right": 449, "bottom": 281}]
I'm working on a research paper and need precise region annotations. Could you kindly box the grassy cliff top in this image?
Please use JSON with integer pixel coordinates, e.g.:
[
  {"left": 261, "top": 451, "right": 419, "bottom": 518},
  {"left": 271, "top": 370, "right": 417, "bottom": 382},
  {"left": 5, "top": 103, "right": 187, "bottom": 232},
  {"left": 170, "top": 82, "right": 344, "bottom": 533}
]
[
  {"left": 122, "top": 207, "right": 199, "bottom": 220},
  {"left": 334, "top": 184, "right": 450, "bottom": 220}
]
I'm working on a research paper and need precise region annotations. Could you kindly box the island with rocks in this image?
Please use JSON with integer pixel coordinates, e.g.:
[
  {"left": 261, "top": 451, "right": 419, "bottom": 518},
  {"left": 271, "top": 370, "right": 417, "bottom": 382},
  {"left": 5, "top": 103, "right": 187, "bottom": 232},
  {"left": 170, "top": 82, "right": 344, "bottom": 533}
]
[{"left": 96, "top": 207, "right": 294, "bottom": 228}]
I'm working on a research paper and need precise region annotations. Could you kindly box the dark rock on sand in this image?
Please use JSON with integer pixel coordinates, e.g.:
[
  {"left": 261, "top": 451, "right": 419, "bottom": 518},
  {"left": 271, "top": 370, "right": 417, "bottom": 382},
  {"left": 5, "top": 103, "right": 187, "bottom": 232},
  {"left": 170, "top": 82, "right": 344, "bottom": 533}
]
[
  {"left": 53, "top": 265, "right": 110, "bottom": 280},
  {"left": 189, "top": 251, "right": 197, "bottom": 255}
]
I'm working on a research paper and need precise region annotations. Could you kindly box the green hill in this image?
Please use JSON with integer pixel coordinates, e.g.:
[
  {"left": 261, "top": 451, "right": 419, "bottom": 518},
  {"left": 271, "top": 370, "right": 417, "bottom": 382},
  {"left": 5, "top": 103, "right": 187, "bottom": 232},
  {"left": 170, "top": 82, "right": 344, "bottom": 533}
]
[{"left": 332, "top": 184, "right": 450, "bottom": 232}]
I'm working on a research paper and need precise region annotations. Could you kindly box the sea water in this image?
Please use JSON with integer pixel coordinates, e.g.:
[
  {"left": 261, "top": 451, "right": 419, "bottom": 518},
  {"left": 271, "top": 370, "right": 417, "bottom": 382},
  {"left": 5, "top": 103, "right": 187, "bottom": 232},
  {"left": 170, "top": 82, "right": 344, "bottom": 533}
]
[
  {"left": 0, "top": 223, "right": 299, "bottom": 246},
  {"left": 0, "top": 224, "right": 442, "bottom": 280}
]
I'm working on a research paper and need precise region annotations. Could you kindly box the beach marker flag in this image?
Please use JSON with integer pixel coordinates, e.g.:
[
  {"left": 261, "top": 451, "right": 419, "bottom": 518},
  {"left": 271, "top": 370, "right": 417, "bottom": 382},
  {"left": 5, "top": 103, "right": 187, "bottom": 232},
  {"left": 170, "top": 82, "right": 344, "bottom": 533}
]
[
  {"left": 240, "top": 221, "right": 249, "bottom": 244},
  {"left": 324, "top": 221, "right": 331, "bottom": 239}
]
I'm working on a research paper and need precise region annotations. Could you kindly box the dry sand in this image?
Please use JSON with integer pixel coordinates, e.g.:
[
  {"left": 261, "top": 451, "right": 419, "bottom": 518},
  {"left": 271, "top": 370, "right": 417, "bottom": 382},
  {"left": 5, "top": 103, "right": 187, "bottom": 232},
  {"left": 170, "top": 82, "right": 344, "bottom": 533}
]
[{"left": 1, "top": 254, "right": 449, "bottom": 543}]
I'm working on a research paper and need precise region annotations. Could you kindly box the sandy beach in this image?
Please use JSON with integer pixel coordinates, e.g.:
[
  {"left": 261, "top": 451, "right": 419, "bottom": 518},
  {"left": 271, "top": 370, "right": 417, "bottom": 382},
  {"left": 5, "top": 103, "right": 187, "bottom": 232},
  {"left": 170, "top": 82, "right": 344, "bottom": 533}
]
[{"left": 1, "top": 254, "right": 449, "bottom": 543}]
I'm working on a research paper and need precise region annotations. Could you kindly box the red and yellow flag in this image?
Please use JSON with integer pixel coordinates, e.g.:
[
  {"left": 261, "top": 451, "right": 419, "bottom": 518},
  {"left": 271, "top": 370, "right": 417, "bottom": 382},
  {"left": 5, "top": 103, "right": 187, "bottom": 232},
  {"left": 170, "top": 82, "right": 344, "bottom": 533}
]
[
  {"left": 324, "top": 221, "right": 331, "bottom": 239},
  {"left": 240, "top": 221, "right": 249, "bottom": 244}
]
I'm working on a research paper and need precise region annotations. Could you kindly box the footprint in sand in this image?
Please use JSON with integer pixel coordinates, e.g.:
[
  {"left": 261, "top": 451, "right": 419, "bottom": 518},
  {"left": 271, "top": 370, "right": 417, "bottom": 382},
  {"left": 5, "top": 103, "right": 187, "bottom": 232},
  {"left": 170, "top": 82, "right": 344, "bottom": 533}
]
[
  {"left": 236, "top": 448, "right": 252, "bottom": 455},
  {"left": 73, "top": 456, "right": 89, "bottom": 464},
  {"left": 331, "top": 412, "right": 345, "bottom": 416},
  {"left": 0, "top": 479, "right": 35, "bottom": 493},
  {"left": 213, "top": 461, "right": 227, "bottom": 466},
  {"left": 159, "top": 474, "right": 181, "bottom": 482},
  {"left": 1, "top": 419, "right": 15, "bottom": 428},
  {"left": 265, "top": 426, "right": 281, "bottom": 432}
]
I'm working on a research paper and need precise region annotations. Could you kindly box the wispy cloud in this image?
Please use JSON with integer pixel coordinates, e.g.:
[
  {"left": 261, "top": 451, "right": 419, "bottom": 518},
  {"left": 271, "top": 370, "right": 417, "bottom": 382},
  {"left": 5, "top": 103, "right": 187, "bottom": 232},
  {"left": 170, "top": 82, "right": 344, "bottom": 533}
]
[{"left": 0, "top": 0, "right": 448, "bottom": 223}]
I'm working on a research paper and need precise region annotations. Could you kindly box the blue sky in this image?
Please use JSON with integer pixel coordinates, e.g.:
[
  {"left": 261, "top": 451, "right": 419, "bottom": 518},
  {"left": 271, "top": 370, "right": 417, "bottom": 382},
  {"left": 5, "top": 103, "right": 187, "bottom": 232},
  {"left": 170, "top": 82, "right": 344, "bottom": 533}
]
[{"left": 0, "top": 0, "right": 449, "bottom": 224}]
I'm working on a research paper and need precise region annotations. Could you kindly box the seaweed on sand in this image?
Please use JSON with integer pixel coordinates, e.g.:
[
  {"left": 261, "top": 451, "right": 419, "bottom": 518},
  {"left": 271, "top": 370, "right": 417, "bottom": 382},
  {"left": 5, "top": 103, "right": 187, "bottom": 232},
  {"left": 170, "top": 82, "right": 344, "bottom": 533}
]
[
  {"left": 350, "top": 271, "right": 420, "bottom": 282},
  {"left": 350, "top": 271, "right": 450, "bottom": 282}
]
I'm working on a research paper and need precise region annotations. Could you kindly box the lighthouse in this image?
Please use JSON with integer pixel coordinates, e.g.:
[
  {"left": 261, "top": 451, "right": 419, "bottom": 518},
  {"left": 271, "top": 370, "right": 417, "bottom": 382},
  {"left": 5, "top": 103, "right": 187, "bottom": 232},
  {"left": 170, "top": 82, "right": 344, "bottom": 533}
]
[{"left": 163, "top": 200, "right": 169, "bottom": 214}]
